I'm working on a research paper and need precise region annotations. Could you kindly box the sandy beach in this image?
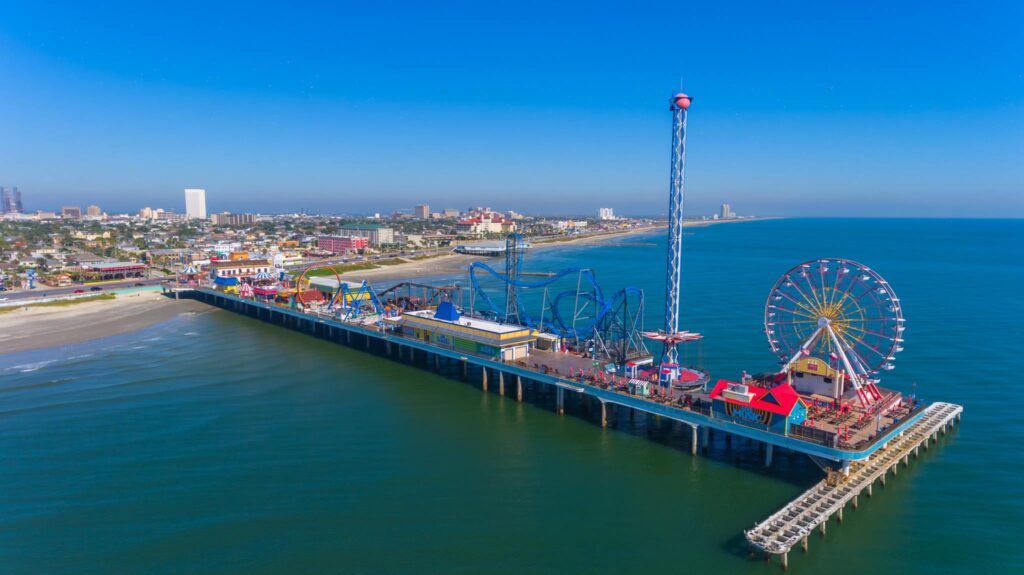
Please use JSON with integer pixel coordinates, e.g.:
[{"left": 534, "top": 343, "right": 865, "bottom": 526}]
[
  {"left": 335, "top": 225, "right": 668, "bottom": 284},
  {"left": 0, "top": 291, "right": 211, "bottom": 355},
  {"left": 332, "top": 219, "right": 775, "bottom": 284}
]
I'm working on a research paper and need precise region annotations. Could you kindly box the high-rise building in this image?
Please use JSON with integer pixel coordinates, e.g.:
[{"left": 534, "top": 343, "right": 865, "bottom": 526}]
[
  {"left": 87, "top": 205, "right": 102, "bottom": 216},
  {"left": 139, "top": 207, "right": 154, "bottom": 219},
  {"left": 1, "top": 187, "right": 22, "bottom": 214},
  {"left": 211, "top": 212, "right": 256, "bottom": 226},
  {"left": 442, "top": 208, "right": 460, "bottom": 218},
  {"left": 61, "top": 206, "right": 82, "bottom": 219},
  {"left": 720, "top": 203, "right": 734, "bottom": 219},
  {"left": 598, "top": 207, "right": 615, "bottom": 220},
  {"left": 184, "top": 188, "right": 207, "bottom": 219},
  {"left": 414, "top": 204, "right": 430, "bottom": 219}
]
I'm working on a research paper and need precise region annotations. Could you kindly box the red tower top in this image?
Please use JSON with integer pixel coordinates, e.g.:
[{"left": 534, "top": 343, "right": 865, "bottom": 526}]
[{"left": 672, "top": 93, "right": 692, "bottom": 110}]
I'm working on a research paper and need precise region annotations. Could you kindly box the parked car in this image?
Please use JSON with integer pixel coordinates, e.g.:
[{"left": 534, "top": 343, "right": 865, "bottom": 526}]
[
  {"left": 74, "top": 289, "right": 86, "bottom": 293},
  {"left": 134, "top": 282, "right": 145, "bottom": 286},
  {"left": 89, "top": 286, "right": 103, "bottom": 292}
]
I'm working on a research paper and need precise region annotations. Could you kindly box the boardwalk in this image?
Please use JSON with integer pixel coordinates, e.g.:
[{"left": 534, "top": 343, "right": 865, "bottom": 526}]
[{"left": 745, "top": 401, "right": 963, "bottom": 568}]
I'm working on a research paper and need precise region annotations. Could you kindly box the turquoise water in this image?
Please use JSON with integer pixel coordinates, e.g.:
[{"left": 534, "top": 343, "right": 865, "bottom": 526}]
[{"left": 1, "top": 218, "right": 1020, "bottom": 573}]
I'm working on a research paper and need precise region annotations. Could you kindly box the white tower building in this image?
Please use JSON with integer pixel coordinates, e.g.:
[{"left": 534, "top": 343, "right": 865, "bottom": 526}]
[{"left": 184, "top": 188, "right": 207, "bottom": 219}]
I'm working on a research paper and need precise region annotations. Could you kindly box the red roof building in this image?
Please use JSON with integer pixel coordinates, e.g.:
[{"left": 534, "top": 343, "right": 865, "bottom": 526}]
[{"left": 709, "top": 380, "right": 808, "bottom": 431}]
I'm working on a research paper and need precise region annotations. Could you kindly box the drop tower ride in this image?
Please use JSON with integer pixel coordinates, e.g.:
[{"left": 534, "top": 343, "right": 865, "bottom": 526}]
[{"left": 643, "top": 92, "right": 704, "bottom": 381}]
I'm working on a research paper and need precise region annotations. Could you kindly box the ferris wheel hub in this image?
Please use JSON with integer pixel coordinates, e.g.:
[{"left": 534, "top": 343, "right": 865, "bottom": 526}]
[{"left": 817, "top": 317, "right": 830, "bottom": 328}]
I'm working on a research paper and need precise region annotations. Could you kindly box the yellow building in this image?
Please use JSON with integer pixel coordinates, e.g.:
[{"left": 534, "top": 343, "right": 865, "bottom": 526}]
[{"left": 395, "top": 303, "right": 536, "bottom": 361}]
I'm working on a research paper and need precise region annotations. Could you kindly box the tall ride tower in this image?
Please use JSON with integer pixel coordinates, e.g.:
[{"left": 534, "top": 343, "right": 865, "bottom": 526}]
[{"left": 663, "top": 92, "right": 693, "bottom": 366}]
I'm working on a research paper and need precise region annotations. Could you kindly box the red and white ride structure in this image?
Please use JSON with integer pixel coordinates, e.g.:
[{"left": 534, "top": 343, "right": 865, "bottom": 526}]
[{"left": 765, "top": 258, "right": 905, "bottom": 408}]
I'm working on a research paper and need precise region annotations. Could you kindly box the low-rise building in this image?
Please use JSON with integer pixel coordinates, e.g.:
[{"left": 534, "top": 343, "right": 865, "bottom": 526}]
[
  {"left": 340, "top": 223, "right": 394, "bottom": 246},
  {"left": 208, "top": 258, "right": 272, "bottom": 279},
  {"left": 393, "top": 302, "right": 536, "bottom": 361},
  {"left": 317, "top": 235, "right": 368, "bottom": 254},
  {"left": 456, "top": 211, "right": 516, "bottom": 234}
]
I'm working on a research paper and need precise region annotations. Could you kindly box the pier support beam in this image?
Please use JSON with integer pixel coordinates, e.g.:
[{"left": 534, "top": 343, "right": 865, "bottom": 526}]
[
  {"left": 867, "top": 483, "right": 873, "bottom": 497},
  {"left": 434, "top": 354, "right": 440, "bottom": 371},
  {"left": 482, "top": 368, "right": 488, "bottom": 391},
  {"left": 701, "top": 426, "right": 710, "bottom": 454},
  {"left": 462, "top": 360, "right": 468, "bottom": 380},
  {"left": 691, "top": 426, "right": 698, "bottom": 456},
  {"left": 881, "top": 473, "right": 887, "bottom": 486},
  {"left": 516, "top": 376, "right": 523, "bottom": 402},
  {"left": 892, "top": 463, "right": 898, "bottom": 477},
  {"left": 837, "top": 504, "right": 844, "bottom": 524},
  {"left": 801, "top": 536, "right": 809, "bottom": 553},
  {"left": 556, "top": 387, "right": 565, "bottom": 415},
  {"left": 820, "top": 518, "right": 827, "bottom": 536},
  {"left": 600, "top": 401, "right": 608, "bottom": 428},
  {"left": 853, "top": 494, "right": 859, "bottom": 510},
  {"left": 781, "top": 551, "right": 788, "bottom": 570},
  {"left": 498, "top": 371, "right": 505, "bottom": 396},
  {"left": 765, "top": 444, "right": 774, "bottom": 468}
]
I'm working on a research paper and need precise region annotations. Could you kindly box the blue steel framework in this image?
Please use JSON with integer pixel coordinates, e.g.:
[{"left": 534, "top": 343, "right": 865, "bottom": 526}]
[{"left": 663, "top": 94, "right": 691, "bottom": 365}]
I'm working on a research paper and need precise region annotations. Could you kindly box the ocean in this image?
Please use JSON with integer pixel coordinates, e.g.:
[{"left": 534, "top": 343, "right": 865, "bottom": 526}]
[{"left": 1, "top": 218, "right": 1020, "bottom": 574}]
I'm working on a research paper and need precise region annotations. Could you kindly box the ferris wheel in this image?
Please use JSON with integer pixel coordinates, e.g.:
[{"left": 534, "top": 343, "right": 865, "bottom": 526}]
[{"left": 764, "top": 259, "right": 905, "bottom": 406}]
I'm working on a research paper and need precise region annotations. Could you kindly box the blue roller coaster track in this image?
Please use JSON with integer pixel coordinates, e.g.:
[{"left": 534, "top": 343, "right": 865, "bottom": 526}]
[{"left": 467, "top": 260, "right": 644, "bottom": 343}]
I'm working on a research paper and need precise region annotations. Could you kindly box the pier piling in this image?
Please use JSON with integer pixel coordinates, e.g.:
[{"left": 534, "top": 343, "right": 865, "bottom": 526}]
[
  {"left": 765, "top": 444, "right": 774, "bottom": 468},
  {"left": 482, "top": 367, "right": 488, "bottom": 391},
  {"left": 691, "top": 425, "right": 698, "bottom": 456},
  {"left": 516, "top": 375, "right": 523, "bottom": 402},
  {"left": 499, "top": 371, "right": 505, "bottom": 396}
]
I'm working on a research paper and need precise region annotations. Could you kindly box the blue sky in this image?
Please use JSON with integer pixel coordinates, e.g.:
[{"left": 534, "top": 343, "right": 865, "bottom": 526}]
[{"left": 1, "top": 1, "right": 1021, "bottom": 217}]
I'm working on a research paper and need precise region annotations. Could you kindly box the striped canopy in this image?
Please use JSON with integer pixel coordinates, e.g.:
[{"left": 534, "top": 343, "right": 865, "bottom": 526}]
[
  {"left": 181, "top": 265, "right": 199, "bottom": 274},
  {"left": 254, "top": 270, "right": 273, "bottom": 280}
]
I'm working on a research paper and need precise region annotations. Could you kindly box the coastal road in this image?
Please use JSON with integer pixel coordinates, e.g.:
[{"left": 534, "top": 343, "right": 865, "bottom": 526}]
[{"left": 0, "top": 278, "right": 164, "bottom": 302}]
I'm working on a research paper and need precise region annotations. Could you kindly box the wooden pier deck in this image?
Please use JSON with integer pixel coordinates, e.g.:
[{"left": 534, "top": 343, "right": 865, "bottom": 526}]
[{"left": 744, "top": 401, "right": 963, "bottom": 568}]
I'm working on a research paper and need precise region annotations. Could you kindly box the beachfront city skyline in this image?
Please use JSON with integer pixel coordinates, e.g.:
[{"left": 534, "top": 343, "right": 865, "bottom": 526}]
[{"left": 1, "top": 2, "right": 1021, "bottom": 218}]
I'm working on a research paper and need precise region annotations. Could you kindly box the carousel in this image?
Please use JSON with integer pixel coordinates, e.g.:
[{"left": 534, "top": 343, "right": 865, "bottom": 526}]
[{"left": 177, "top": 264, "right": 202, "bottom": 286}]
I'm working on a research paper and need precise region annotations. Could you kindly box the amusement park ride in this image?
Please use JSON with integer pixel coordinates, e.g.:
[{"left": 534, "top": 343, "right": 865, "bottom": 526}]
[{"left": 270, "top": 90, "right": 907, "bottom": 413}]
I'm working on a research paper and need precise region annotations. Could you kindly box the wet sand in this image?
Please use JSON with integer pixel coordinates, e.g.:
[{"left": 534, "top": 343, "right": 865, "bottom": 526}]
[{"left": 0, "top": 291, "right": 211, "bottom": 355}]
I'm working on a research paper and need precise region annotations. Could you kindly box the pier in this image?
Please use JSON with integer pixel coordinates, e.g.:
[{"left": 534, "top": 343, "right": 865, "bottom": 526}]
[
  {"left": 170, "top": 285, "right": 964, "bottom": 566},
  {"left": 745, "top": 401, "right": 962, "bottom": 569}
]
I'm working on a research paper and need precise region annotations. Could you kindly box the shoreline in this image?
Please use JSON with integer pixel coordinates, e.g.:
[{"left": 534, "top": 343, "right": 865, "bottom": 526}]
[
  {"left": 334, "top": 218, "right": 777, "bottom": 284},
  {"left": 0, "top": 290, "right": 211, "bottom": 355},
  {"left": 1, "top": 217, "right": 777, "bottom": 354}
]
